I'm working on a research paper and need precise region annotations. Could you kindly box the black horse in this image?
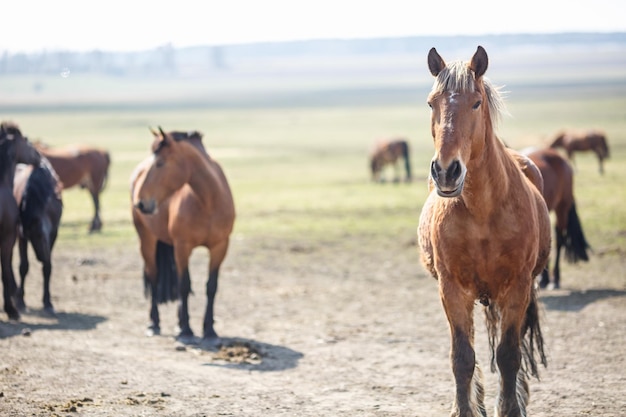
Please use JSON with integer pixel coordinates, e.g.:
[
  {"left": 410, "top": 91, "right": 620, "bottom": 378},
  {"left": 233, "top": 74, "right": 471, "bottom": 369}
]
[
  {"left": 13, "top": 158, "right": 63, "bottom": 316},
  {"left": 0, "top": 122, "right": 41, "bottom": 320}
]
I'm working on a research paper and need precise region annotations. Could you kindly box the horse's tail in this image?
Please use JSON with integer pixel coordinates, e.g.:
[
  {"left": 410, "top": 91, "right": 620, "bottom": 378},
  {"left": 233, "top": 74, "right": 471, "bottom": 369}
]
[
  {"left": 564, "top": 202, "right": 590, "bottom": 263},
  {"left": 401, "top": 141, "right": 412, "bottom": 180},
  {"left": 485, "top": 287, "right": 547, "bottom": 380},
  {"left": 600, "top": 135, "right": 610, "bottom": 159},
  {"left": 100, "top": 151, "right": 111, "bottom": 192},
  {"left": 144, "top": 240, "right": 179, "bottom": 304},
  {"left": 521, "top": 288, "right": 548, "bottom": 379}
]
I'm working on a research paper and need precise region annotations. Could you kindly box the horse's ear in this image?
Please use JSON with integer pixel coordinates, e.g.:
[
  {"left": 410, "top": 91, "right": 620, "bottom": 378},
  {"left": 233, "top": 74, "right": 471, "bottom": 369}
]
[
  {"left": 427, "top": 47, "right": 446, "bottom": 77},
  {"left": 149, "top": 126, "right": 158, "bottom": 137},
  {"left": 469, "top": 46, "right": 488, "bottom": 79}
]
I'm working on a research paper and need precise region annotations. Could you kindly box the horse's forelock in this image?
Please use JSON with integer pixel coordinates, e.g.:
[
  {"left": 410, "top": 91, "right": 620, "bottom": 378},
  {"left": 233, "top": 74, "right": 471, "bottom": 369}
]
[{"left": 431, "top": 60, "right": 507, "bottom": 129}]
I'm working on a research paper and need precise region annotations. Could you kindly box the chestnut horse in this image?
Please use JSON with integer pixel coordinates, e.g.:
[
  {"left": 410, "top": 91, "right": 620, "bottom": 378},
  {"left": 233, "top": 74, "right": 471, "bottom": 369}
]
[
  {"left": 369, "top": 138, "right": 412, "bottom": 182},
  {"left": 0, "top": 121, "right": 42, "bottom": 320},
  {"left": 34, "top": 142, "right": 110, "bottom": 232},
  {"left": 417, "top": 47, "right": 551, "bottom": 417},
  {"left": 549, "top": 129, "right": 609, "bottom": 174},
  {"left": 131, "top": 127, "right": 235, "bottom": 347},
  {"left": 13, "top": 159, "right": 63, "bottom": 316},
  {"left": 524, "top": 147, "right": 590, "bottom": 289}
]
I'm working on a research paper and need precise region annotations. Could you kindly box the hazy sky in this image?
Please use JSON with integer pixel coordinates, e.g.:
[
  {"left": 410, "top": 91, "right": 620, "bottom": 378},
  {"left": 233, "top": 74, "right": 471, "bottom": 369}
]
[{"left": 2, "top": 0, "right": 624, "bottom": 53}]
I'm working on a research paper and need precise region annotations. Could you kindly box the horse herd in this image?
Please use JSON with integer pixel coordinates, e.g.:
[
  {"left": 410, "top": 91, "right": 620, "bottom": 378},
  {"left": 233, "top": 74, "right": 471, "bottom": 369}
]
[{"left": 1, "top": 46, "right": 612, "bottom": 416}]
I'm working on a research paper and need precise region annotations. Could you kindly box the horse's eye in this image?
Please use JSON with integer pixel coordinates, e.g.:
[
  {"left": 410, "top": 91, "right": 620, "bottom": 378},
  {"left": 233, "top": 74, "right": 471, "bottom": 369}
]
[
  {"left": 427, "top": 102, "right": 433, "bottom": 109},
  {"left": 472, "top": 100, "right": 482, "bottom": 110}
]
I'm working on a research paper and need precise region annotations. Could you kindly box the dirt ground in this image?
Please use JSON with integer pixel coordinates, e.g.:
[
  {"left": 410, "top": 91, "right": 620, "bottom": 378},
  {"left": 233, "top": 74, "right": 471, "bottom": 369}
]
[{"left": 0, "top": 234, "right": 625, "bottom": 416}]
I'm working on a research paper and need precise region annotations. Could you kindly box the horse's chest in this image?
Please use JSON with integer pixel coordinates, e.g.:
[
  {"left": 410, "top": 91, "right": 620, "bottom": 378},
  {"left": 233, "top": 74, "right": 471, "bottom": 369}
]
[{"left": 434, "top": 211, "right": 523, "bottom": 276}]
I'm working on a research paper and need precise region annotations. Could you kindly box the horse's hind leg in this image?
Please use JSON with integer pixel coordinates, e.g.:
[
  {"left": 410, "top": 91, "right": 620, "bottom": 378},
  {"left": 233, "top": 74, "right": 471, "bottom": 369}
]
[
  {"left": 88, "top": 191, "right": 102, "bottom": 233},
  {"left": 15, "top": 236, "right": 29, "bottom": 312}
]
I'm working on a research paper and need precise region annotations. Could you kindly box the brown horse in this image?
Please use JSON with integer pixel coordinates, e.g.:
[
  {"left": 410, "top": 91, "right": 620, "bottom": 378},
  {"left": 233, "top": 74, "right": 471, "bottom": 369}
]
[
  {"left": 0, "top": 121, "right": 41, "bottom": 320},
  {"left": 369, "top": 138, "right": 412, "bottom": 182},
  {"left": 549, "top": 129, "right": 609, "bottom": 174},
  {"left": 131, "top": 127, "right": 235, "bottom": 347},
  {"left": 524, "top": 147, "right": 590, "bottom": 289},
  {"left": 417, "top": 47, "right": 551, "bottom": 417},
  {"left": 13, "top": 159, "right": 63, "bottom": 316},
  {"left": 34, "top": 142, "right": 110, "bottom": 232}
]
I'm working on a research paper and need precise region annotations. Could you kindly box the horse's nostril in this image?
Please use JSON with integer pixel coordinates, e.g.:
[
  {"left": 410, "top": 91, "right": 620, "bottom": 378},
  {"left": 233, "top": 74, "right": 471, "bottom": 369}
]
[
  {"left": 430, "top": 160, "right": 440, "bottom": 180},
  {"left": 449, "top": 160, "right": 462, "bottom": 180}
]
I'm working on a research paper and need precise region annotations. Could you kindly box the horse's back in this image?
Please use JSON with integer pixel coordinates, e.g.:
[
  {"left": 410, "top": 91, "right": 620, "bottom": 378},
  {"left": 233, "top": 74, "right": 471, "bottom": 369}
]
[
  {"left": 526, "top": 148, "right": 574, "bottom": 212},
  {"left": 38, "top": 144, "right": 110, "bottom": 188}
]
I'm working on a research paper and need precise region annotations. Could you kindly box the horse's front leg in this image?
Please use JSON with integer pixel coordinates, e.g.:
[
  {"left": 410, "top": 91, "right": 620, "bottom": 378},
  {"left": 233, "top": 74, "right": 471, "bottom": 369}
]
[
  {"left": 1, "top": 241, "right": 19, "bottom": 320},
  {"left": 441, "top": 281, "right": 486, "bottom": 417},
  {"left": 145, "top": 272, "right": 161, "bottom": 337},
  {"left": 494, "top": 281, "right": 531, "bottom": 417},
  {"left": 201, "top": 267, "right": 220, "bottom": 347},
  {"left": 202, "top": 240, "right": 229, "bottom": 348},
  {"left": 176, "top": 268, "right": 195, "bottom": 343}
]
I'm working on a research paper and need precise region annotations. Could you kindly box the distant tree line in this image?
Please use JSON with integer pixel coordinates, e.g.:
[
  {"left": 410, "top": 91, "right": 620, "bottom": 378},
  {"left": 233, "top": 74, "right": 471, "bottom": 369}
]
[{"left": 0, "top": 44, "right": 227, "bottom": 77}]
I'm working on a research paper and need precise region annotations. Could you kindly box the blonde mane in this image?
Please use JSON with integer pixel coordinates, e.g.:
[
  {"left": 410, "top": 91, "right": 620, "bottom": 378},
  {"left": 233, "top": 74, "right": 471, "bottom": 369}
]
[{"left": 430, "top": 60, "right": 508, "bottom": 130}]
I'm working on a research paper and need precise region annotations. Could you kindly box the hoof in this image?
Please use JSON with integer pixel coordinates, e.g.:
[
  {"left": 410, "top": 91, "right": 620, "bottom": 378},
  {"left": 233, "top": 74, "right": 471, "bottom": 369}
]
[
  {"left": 200, "top": 336, "right": 222, "bottom": 350},
  {"left": 14, "top": 298, "right": 26, "bottom": 313},
  {"left": 176, "top": 333, "right": 198, "bottom": 346},
  {"left": 146, "top": 325, "right": 161, "bottom": 337},
  {"left": 7, "top": 310, "right": 20, "bottom": 321},
  {"left": 43, "top": 306, "right": 57, "bottom": 318}
]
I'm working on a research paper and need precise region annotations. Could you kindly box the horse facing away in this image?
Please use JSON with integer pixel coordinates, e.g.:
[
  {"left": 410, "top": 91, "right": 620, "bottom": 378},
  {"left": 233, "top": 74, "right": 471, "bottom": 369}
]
[
  {"left": 523, "top": 147, "right": 590, "bottom": 289},
  {"left": 131, "top": 127, "right": 235, "bottom": 347},
  {"left": 549, "top": 129, "right": 609, "bottom": 175},
  {"left": 0, "top": 121, "right": 42, "bottom": 320},
  {"left": 13, "top": 159, "right": 63, "bottom": 316},
  {"left": 369, "top": 138, "right": 412, "bottom": 182},
  {"left": 417, "top": 47, "right": 551, "bottom": 417},
  {"left": 34, "top": 142, "right": 110, "bottom": 232}
]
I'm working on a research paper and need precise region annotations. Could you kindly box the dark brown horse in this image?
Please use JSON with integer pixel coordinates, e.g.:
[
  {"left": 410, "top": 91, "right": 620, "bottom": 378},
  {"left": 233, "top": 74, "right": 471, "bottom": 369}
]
[
  {"left": 0, "top": 121, "right": 41, "bottom": 320},
  {"left": 369, "top": 138, "right": 412, "bottom": 182},
  {"left": 131, "top": 127, "right": 235, "bottom": 347},
  {"left": 418, "top": 47, "right": 550, "bottom": 417},
  {"left": 549, "top": 129, "right": 609, "bottom": 174},
  {"left": 34, "top": 142, "right": 110, "bottom": 232},
  {"left": 13, "top": 159, "right": 63, "bottom": 316},
  {"left": 524, "top": 147, "right": 590, "bottom": 289}
]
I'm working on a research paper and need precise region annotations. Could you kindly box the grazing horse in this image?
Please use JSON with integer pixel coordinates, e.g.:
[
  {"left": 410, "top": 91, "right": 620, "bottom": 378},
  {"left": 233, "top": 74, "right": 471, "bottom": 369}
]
[
  {"left": 131, "top": 127, "right": 235, "bottom": 346},
  {"left": 417, "top": 47, "right": 551, "bottom": 417},
  {"left": 13, "top": 159, "right": 63, "bottom": 316},
  {"left": 369, "top": 138, "right": 412, "bottom": 183},
  {"left": 549, "top": 129, "right": 609, "bottom": 174},
  {"left": 0, "top": 122, "right": 41, "bottom": 320},
  {"left": 34, "top": 142, "right": 110, "bottom": 232},
  {"left": 524, "top": 147, "right": 590, "bottom": 289}
]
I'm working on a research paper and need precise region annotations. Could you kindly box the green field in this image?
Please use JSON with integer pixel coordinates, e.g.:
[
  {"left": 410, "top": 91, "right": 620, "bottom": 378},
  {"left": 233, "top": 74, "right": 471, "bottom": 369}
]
[{"left": 2, "top": 68, "right": 626, "bottom": 261}]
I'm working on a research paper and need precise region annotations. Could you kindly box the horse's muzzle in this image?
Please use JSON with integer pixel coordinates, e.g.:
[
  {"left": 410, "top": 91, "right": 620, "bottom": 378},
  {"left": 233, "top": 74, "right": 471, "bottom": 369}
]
[
  {"left": 135, "top": 199, "right": 157, "bottom": 214},
  {"left": 430, "top": 159, "right": 466, "bottom": 198}
]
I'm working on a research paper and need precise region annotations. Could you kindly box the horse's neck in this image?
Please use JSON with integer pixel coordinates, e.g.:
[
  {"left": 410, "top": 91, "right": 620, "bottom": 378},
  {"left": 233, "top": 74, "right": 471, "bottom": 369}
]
[
  {"left": 0, "top": 163, "right": 16, "bottom": 188},
  {"left": 184, "top": 145, "right": 229, "bottom": 205},
  {"left": 464, "top": 133, "right": 514, "bottom": 214}
]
